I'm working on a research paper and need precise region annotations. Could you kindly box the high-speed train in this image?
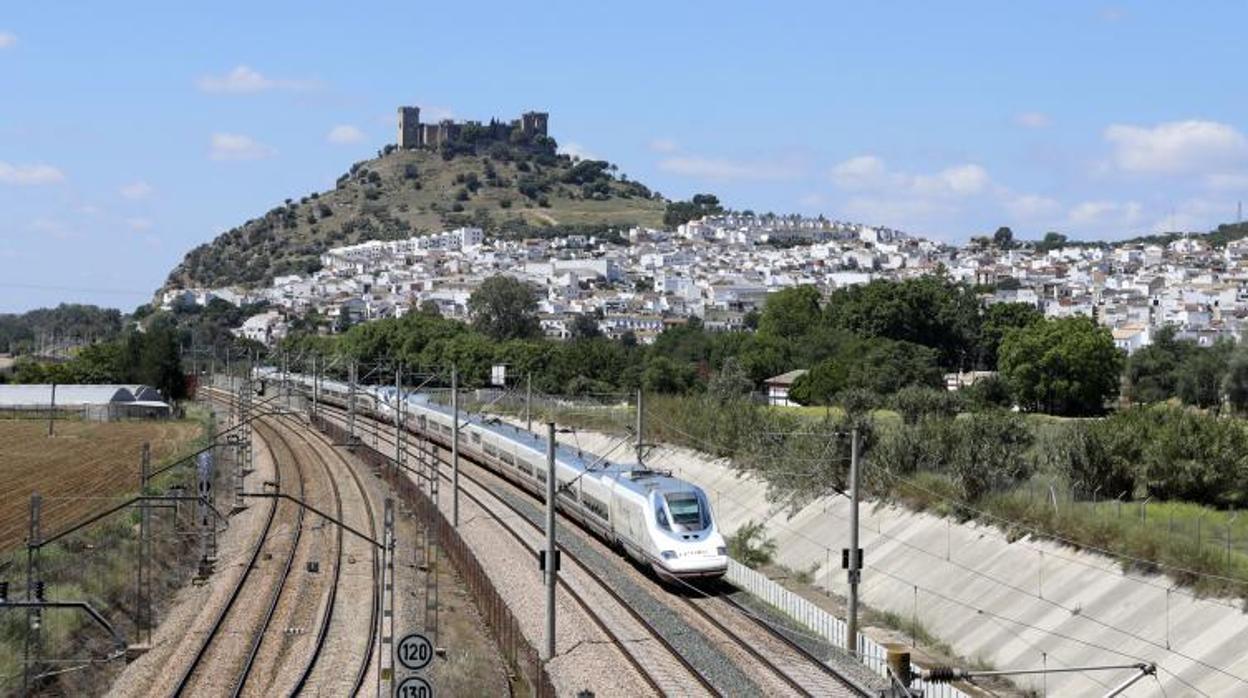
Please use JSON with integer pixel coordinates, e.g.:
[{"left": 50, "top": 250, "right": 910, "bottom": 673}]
[{"left": 258, "top": 368, "right": 729, "bottom": 581}]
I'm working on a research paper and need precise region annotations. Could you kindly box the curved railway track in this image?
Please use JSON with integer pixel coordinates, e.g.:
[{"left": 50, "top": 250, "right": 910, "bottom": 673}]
[
  {"left": 287, "top": 413, "right": 380, "bottom": 696},
  {"left": 172, "top": 417, "right": 306, "bottom": 696},
  {"left": 184, "top": 388, "right": 380, "bottom": 697},
  {"left": 315, "top": 398, "right": 869, "bottom": 697}
]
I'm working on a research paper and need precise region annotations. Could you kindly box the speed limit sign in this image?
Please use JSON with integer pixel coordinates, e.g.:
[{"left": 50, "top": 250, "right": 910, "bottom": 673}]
[
  {"left": 395, "top": 675, "right": 433, "bottom": 698},
  {"left": 396, "top": 632, "right": 433, "bottom": 671}
]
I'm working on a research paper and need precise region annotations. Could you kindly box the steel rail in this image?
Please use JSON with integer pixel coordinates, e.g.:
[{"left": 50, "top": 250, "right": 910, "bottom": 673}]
[{"left": 314, "top": 399, "right": 719, "bottom": 696}]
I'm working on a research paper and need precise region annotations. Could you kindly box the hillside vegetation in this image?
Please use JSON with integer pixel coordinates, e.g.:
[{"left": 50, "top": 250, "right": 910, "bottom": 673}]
[{"left": 166, "top": 135, "right": 666, "bottom": 290}]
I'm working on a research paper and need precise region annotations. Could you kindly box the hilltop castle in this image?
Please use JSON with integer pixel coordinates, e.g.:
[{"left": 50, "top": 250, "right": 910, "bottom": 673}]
[{"left": 397, "top": 106, "right": 549, "bottom": 149}]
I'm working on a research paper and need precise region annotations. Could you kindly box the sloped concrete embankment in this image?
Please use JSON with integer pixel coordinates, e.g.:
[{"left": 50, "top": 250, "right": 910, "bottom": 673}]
[{"left": 562, "top": 428, "right": 1248, "bottom": 696}]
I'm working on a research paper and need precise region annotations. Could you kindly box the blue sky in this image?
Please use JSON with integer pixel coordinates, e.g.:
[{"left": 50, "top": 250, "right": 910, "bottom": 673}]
[{"left": 2, "top": 2, "right": 1247, "bottom": 312}]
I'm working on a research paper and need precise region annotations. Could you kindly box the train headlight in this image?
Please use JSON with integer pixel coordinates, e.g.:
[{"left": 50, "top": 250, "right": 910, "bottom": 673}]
[
  {"left": 717, "top": 546, "right": 727, "bottom": 556},
  {"left": 660, "top": 550, "right": 677, "bottom": 560}
]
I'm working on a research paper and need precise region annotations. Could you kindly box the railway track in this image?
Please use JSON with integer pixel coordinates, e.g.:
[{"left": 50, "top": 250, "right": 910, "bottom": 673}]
[
  {"left": 182, "top": 388, "right": 380, "bottom": 697},
  {"left": 315, "top": 398, "right": 714, "bottom": 694},
  {"left": 172, "top": 416, "right": 307, "bottom": 696},
  {"left": 315, "top": 398, "right": 870, "bottom": 697}
]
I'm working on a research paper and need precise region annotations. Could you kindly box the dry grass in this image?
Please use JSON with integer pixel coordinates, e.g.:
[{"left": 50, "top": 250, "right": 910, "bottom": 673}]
[{"left": 0, "top": 419, "right": 201, "bottom": 551}]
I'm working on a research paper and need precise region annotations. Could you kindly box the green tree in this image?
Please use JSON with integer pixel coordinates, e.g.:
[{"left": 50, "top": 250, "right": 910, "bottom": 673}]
[
  {"left": 992, "top": 226, "right": 1015, "bottom": 250},
  {"left": 1123, "top": 325, "right": 1190, "bottom": 404},
  {"left": 707, "top": 357, "right": 754, "bottom": 404},
  {"left": 1176, "top": 340, "right": 1232, "bottom": 408},
  {"left": 1034, "top": 231, "right": 1069, "bottom": 253},
  {"left": 824, "top": 276, "right": 981, "bottom": 369},
  {"left": 757, "top": 285, "right": 822, "bottom": 341},
  {"left": 663, "top": 193, "right": 724, "bottom": 227},
  {"left": 641, "top": 356, "right": 697, "bottom": 394},
  {"left": 569, "top": 313, "right": 602, "bottom": 340},
  {"left": 948, "top": 411, "right": 1033, "bottom": 501},
  {"left": 137, "top": 318, "right": 187, "bottom": 400},
  {"left": 1223, "top": 348, "right": 1248, "bottom": 413},
  {"left": 998, "top": 316, "right": 1123, "bottom": 416},
  {"left": 891, "top": 385, "right": 962, "bottom": 424},
  {"left": 418, "top": 299, "right": 441, "bottom": 317},
  {"left": 978, "top": 302, "right": 1043, "bottom": 369},
  {"left": 468, "top": 275, "right": 541, "bottom": 341}
]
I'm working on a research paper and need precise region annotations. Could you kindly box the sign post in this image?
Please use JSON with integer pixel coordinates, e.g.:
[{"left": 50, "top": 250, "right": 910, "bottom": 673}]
[{"left": 395, "top": 631, "right": 435, "bottom": 697}]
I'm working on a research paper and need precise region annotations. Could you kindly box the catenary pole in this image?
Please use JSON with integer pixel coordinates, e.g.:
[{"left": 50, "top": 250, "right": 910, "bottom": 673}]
[
  {"left": 451, "top": 364, "right": 460, "bottom": 527},
  {"left": 847, "top": 427, "right": 861, "bottom": 657},
  {"left": 544, "top": 422, "right": 558, "bottom": 660},
  {"left": 525, "top": 372, "right": 533, "bottom": 433},
  {"left": 635, "top": 388, "right": 644, "bottom": 467}
]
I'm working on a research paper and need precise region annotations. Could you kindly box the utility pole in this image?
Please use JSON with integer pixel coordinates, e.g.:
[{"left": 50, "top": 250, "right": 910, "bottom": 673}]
[
  {"left": 635, "top": 388, "right": 645, "bottom": 467},
  {"left": 394, "top": 363, "right": 404, "bottom": 477},
  {"left": 846, "top": 428, "right": 861, "bottom": 657},
  {"left": 348, "top": 361, "right": 357, "bottom": 447},
  {"left": 137, "top": 443, "right": 152, "bottom": 644},
  {"left": 451, "top": 364, "right": 460, "bottom": 527},
  {"left": 310, "top": 355, "right": 318, "bottom": 422},
  {"left": 23, "top": 493, "right": 42, "bottom": 696},
  {"left": 47, "top": 383, "right": 56, "bottom": 437},
  {"left": 525, "top": 373, "right": 533, "bottom": 432},
  {"left": 543, "top": 422, "right": 558, "bottom": 661}
]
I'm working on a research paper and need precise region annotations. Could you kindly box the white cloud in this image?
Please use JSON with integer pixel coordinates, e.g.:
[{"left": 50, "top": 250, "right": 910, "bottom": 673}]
[
  {"left": 830, "top": 155, "right": 891, "bottom": 190},
  {"left": 197, "top": 65, "right": 320, "bottom": 94},
  {"left": 1005, "top": 194, "right": 1062, "bottom": 221},
  {"left": 0, "top": 162, "right": 65, "bottom": 185},
  {"left": 119, "top": 180, "right": 153, "bottom": 200},
  {"left": 558, "top": 142, "right": 597, "bottom": 161},
  {"left": 30, "top": 218, "right": 72, "bottom": 240},
  {"left": 648, "top": 138, "right": 680, "bottom": 154},
  {"left": 1100, "top": 7, "right": 1127, "bottom": 22},
  {"left": 830, "top": 156, "right": 989, "bottom": 197},
  {"left": 1105, "top": 120, "right": 1248, "bottom": 174},
  {"left": 126, "top": 217, "right": 153, "bottom": 232},
  {"left": 1068, "top": 200, "right": 1143, "bottom": 227},
  {"left": 421, "top": 105, "right": 455, "bottom": 122},
  {"left": 1015, "top": 112, "right": 1052, "bottom": 129},
  {"left": 326, "top": 125, "right": 365, "bottom": 145},
  {"left": 1205, "top": 173, "right": 1248, "bottom": 192},
  {"left": 0, "top": 32, "right": 16, "bottom": 49},
  {"left": 913, "top": 164, "right": 990, "bottom": 197},
  {"left": 209, "top": 133, "right": 276, "bottom": 161},
  {"left": 658, "top": 154, "right": 804, "bottom": 181}
]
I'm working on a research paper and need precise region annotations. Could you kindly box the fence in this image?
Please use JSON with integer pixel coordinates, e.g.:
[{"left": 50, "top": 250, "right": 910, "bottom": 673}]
[
  {"left": 0, "top": 403, "right": 171, "bottom": 422},
  {"left": 726, "top": 559, "right": 970, "bottom": 698},
  {"left": 311, "top": 414, "right": 557, "bottom": 698}
]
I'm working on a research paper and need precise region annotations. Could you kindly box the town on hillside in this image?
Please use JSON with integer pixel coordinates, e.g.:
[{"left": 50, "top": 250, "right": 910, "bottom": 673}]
[{"left": 161, "top": 211, "right": 1248, "bottom": 362}]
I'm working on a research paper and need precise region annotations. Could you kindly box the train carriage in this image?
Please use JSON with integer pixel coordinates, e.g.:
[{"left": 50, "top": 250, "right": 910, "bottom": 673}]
[{"left": 267, "top": 368, "right": 728, "bottom": 580}]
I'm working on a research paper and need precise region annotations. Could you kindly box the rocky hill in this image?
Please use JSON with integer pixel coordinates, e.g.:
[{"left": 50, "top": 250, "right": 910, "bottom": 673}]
[{"left": 165, "top": 134, "right": 667, "bottom": 290}]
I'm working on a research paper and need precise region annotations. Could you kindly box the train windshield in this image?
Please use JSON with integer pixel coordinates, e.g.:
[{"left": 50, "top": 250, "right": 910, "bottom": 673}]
[{"left": 665, "top": 493, "right": 705, "bottom": 529}]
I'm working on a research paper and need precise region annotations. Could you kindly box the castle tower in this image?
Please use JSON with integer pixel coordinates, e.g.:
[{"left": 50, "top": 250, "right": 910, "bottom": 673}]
[
  {"left": 397, "top": 106, "right": 422, "bottom": 149},
  {"left": 520, "top": 111, "right": 549, "bottom": 136}
]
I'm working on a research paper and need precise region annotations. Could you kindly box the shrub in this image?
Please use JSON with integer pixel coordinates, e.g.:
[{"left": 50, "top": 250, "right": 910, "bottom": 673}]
[
  {"left": 727, "top": 520, "right": 776, "bottom": 568},
  {"left": 891, "top": 386, "right": 962, "bottom": 424}
]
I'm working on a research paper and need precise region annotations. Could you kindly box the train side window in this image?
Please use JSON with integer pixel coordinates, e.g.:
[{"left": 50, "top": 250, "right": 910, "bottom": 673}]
[{"left": 471, "top": 432, "right": 481, "bottom": 444}]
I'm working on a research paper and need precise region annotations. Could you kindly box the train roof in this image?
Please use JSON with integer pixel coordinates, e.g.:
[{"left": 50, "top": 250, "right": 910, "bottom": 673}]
[
  {"left": 382, "top": 387, "right": 701, "bottom": 498},
  {"left": 269, "top": 369, "right": 702, "bottom": 499}
]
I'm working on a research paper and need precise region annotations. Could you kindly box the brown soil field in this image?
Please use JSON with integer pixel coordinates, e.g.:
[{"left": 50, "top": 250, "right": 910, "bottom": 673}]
[{"left": 0, "top": 419, "right": 203, "bottom": 551}]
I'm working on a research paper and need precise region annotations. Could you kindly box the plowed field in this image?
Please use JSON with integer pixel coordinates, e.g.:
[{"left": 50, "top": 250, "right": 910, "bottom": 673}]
[{"left": 0, "top": 419, "right": 201, "bottom": 551}]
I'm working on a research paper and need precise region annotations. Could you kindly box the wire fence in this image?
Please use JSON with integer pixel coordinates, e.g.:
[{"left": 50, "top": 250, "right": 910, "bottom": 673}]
[{"left": 727, "top": 559, "right": 969, "bottom": 698}]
